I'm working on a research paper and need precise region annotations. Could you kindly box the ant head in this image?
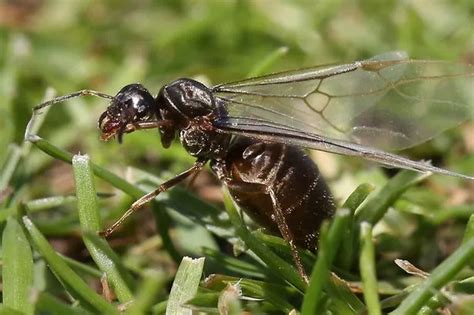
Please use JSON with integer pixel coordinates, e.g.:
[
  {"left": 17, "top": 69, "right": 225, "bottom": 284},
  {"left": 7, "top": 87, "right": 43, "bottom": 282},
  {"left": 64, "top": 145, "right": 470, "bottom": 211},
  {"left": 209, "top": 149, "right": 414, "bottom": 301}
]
[{"left": 99, "top": 83, "right": 155, "bottom": 142}]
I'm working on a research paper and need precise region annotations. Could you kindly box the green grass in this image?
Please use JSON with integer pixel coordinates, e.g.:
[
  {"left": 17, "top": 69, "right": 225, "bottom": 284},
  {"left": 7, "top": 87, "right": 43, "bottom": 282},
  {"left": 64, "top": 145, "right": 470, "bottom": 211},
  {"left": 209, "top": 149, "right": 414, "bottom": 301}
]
[{"left": 1, "top": 1, "right": 473, "bottom": 314}]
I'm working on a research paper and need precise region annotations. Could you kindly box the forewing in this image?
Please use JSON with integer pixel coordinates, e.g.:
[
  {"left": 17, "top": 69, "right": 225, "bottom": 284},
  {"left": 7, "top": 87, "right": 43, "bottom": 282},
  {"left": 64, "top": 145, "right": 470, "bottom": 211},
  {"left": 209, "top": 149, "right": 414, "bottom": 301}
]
[{"left": 213, "top": 52, "right": 473, "bottom": 151}]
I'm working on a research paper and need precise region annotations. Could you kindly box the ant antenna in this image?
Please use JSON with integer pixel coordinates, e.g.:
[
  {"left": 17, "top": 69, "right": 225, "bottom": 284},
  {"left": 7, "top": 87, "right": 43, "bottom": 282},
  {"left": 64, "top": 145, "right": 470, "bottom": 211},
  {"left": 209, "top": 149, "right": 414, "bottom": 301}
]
[
  {"left": 33, "top": 89, "right": 115, "bottom": 112},
  {"left": 26, "top": 89, "right": 115, "bottom": 142}
]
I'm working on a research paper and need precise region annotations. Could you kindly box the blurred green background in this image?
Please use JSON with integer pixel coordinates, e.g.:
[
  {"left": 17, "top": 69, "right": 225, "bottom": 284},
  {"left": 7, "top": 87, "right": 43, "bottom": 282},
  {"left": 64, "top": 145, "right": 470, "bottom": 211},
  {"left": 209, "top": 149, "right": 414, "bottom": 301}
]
[{"left": 0, "top": 0, "right": 473, "bottom": 314}]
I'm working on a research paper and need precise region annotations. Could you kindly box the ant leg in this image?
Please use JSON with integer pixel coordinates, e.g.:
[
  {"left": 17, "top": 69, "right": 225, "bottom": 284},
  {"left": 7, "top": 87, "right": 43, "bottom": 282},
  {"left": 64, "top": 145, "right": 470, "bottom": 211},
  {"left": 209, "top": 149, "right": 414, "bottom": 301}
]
[
  {"left": 100, "top": 121, "right": 174, "bottom": 140},
  {"left": 268, "top": 189, "right": 309, "bottom": 284},
  {"left": 186, "top": 170, "right": 201, "bottom": 189},
  {"left": 222, "top": 178, "right": 309, "bottom": 283},
  {"left": 100, "top": 158, "right": 207, "bottom": 237},
  {"left": 123, "top": 121, "right": 174, "bottom": 133}
]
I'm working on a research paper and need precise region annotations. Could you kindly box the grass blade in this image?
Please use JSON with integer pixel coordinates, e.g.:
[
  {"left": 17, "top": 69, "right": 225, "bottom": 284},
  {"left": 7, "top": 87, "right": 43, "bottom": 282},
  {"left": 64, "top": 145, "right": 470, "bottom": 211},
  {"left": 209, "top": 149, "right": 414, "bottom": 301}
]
[
  {"left": 349, "top": 170, "right": 429, "bottom": 265},
  {"left": 0, "top": 144, "right": 21, "bottom": 191},
  {"left": 22, "top": 216, "right": 118, "bottom": 314},
  {"left": 166, "top": 256, "right": 205, "bottom": 315},
  {"left": 336, "top": 183, "right": 374, "bottom": 269},
  {"left": 0, "top": 306, "right": 25, "bottom": 315},
  {"left": 391, "top": 237, "right": 474, "bottom": 314},
  {"left": 72, "top": 154, "right": 134, "bottom": 303},
  {"left": 301, "top": 208, "right": 351, "bottom": 314},
  {"left": 247, "top": 46, "right": 289, "bottom": 77},
  {"left": 463, "top": 214, "right": 474, "bottom": 244},
  {"left": 201, "top": 247, "right": 268, "bottom": 278},
  {"left": 355, "top": 170, "right": 429, "bottom": 225},
  {"left": 359, "top": 222, "right": 381, "bottom": 315},
  {"left": 72, "top": 154, "right": 102, "bottom": 231},
  {"left": 326, "top": 274, "right": 365, "bottom": 313},
  {"left": 2, "top": 216, "right": 34, "bottom": 315},
  {"left": 1, "top": 88, "right": 54, "bottom": 190},
  {"left": 35, "top": 292, "right": 91, "bottom": 315},
  {"left": 126, "top": 270, "right": 166, "bottom": 315}
]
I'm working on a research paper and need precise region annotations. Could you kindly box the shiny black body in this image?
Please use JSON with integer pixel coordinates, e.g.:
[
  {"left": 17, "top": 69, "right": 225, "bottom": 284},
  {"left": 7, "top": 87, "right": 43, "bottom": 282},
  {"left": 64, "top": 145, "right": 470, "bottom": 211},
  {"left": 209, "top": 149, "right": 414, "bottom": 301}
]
[
  {"left": 211, "top": 137, "right": 334, "bottom": 250},
  {"left": 98, "top": 79, "right": 335, "bottom": 278}
]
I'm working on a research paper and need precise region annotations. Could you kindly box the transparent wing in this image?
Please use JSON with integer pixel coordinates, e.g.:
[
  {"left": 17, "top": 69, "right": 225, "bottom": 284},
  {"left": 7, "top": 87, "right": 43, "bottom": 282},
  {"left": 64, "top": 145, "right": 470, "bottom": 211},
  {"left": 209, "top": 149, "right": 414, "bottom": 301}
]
[
  {"left": 212, "top": 115, "right": 474, "bottom": 179},
  {"left": 213, "top": 51, "right": 474, "bottom": 151}
]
